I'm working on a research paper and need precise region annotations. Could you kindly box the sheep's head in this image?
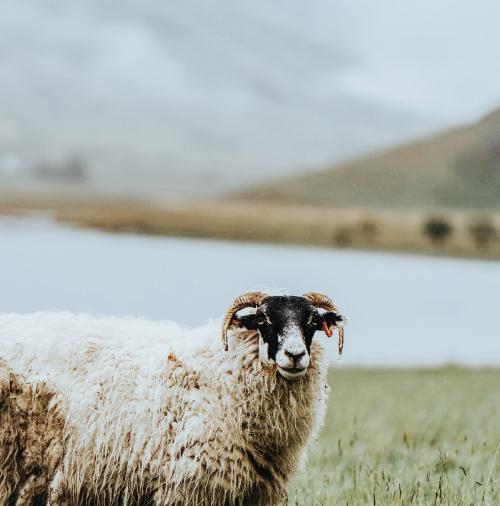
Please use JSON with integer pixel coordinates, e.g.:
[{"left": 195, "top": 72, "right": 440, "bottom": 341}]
[{"left": 221, "top": 292, "right": 347, "bottom": 381}]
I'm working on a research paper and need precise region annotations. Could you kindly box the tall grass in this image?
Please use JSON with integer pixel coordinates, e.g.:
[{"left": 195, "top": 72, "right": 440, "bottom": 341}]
[{"left": 286, "top": 369, "right": 500, "bottom": 505}]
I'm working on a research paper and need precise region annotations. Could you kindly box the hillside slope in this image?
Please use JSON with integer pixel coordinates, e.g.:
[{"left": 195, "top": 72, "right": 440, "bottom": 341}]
[
  {"left": 242, "top": 109, "right": 500, "bottom": 210},
  {"left": 3, "top": 1, "right": 500, "bottom": 200}
]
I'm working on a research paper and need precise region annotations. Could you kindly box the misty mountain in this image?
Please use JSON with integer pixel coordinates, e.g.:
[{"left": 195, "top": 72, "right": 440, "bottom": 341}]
[{"left": 1, "top": 0, "right": 500, "bottom": 201}]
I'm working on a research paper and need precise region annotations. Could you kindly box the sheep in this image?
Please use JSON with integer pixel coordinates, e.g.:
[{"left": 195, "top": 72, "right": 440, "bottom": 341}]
[{"left": 0, "top": 291, "right": 347, "bottom": 505}]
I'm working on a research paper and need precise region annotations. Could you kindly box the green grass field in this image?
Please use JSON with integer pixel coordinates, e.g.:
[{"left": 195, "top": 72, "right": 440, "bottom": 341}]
[{"left": 287, "top": 369, "right": 500, "bottom": 505}]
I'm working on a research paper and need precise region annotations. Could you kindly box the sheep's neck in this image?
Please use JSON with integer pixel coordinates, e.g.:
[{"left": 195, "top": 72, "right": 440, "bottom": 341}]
[{"left": 228, "top": 339, "right": 325, "bottom": 479}]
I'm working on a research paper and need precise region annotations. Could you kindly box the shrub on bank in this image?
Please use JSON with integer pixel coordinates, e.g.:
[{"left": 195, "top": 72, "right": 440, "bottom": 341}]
[
  {"left": 358, "top": 217, "right": 378, "bottom": 243},
  {"left": 468, "top": 217, "right": 497, "bottom": 249},
  {"left": 423, "top": 216, "right": 453, "bottom": 245}
]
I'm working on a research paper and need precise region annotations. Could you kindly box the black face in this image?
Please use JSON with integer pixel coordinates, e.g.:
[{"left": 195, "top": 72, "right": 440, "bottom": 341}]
[{"left": 236, "top": 295, "right": 344, "bottom": 363}]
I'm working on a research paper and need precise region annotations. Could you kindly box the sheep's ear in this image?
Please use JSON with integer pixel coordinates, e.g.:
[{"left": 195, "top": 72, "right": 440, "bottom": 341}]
[
  {"left": 320, "top": 311, "right": 348, "bottom": 356},
  {"left": 321, "top": 311, "right": 348, "bottom": 333},
  {"left": 230, "top": 314, "right": 258, "bottom": 331}
]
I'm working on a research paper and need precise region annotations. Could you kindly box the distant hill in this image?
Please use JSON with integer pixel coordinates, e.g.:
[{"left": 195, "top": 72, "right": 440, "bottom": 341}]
[
  {"left": 0, "top": 0, "right": 430, "bottom": 201},
  {"left": 4, "top": 1, "right": 500, "bottom": 201},
  {"left": 240, "top": 109, "right": 500, "bottom": 210}
]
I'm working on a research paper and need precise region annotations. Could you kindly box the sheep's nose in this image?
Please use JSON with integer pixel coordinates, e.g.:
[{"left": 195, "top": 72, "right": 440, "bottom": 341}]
[{"left": 285, "top": 350, "right": 306, "bottom": 363}]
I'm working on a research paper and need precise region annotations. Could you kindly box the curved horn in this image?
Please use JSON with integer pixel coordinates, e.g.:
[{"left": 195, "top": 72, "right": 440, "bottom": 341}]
[
  {"left": 302, "top": 292, "right": 338, "bottom": 312},
  {"left": 221, "top": 291, "right": 269, "bottom": 351},
  {"left": 302, "top": 292, "right": 345, "bottom": 356}
]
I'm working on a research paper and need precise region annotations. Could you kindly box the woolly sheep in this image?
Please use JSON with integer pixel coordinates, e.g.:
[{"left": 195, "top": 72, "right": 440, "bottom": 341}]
[{"left": 0, "top": 291, "right": 347, "bottom": 505}]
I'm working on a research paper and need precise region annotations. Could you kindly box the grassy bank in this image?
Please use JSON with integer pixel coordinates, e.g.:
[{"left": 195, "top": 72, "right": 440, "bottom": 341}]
[
  {"left": 288, "top": 368, "right": 500, "bottom": 505},
  {"left": 1, "top": 195, "right": 500, "bottom": 259}
]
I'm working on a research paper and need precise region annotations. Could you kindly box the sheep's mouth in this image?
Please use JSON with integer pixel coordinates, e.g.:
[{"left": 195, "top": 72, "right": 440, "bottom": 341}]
[{"left": 277, "top": 366, "right": 307, "bottom": 381}]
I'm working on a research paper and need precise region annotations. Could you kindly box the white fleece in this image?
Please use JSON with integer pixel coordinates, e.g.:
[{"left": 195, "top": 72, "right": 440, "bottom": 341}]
[{"left": 0, "top": 312, "right": 328, "bottom": 505}]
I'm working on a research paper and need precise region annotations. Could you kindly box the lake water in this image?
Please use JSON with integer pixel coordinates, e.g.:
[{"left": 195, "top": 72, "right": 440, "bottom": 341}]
[{"left": 1, "top": 215, "right": 499, "bottom": 366}]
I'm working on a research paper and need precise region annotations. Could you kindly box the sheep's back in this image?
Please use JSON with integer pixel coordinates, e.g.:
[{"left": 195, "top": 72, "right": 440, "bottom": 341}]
[
  {"left": 0, "top": 311, "right": 217, "bottom": 384},
  {"left": 0, "top": 312, "right": 227, "bottom": 502}
]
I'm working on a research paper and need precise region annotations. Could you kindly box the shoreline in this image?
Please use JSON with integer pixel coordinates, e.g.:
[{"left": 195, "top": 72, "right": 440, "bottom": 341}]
[{"left": 1, "top": 194, "right": 499, "bottom": 261}]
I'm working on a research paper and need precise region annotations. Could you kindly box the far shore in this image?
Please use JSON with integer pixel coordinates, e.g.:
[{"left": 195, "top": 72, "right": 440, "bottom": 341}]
[{"left": 1, "top": 193, "right": 500, "bottom": 260}]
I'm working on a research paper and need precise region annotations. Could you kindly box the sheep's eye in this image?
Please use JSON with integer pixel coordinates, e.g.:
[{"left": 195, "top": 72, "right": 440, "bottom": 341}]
[{"left": 257, "top": 317, "right": 267, "bottom": 326}]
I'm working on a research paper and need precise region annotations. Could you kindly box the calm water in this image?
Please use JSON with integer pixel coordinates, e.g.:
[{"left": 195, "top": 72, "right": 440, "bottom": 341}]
[{"left": 1, "top": 215, "right": 499, "bottom": 366}]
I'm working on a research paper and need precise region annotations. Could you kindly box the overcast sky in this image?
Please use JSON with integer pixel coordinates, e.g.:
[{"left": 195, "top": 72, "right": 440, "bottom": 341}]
[{"left": 1, "top": 0, "right": 500, "bottom": 198}]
